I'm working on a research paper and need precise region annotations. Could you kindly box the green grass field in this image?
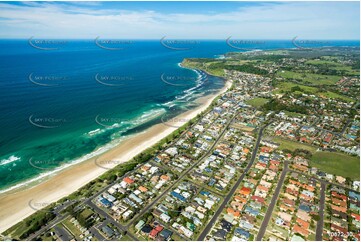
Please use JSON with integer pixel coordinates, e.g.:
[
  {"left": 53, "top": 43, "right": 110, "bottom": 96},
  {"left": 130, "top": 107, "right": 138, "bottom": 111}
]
[
  {"left": 273, "top": 81, "right": 318, "bottom": 94},
  {"left": 182, "top": 60, "right": 225, "bottom": 77},
  {"left": 277, "top": 70, "right": 342, "bottom": 85},
  {"left": 319, "top": 91, "right": 355, "bottom": 102},
  {"left": 310, "top": 151, "right": 360, "bottom": 180},
  {"left": 271, "top": 137, "right": 359, "bottom": 180},
  {"left": 306, "top": 60, "right": 360, "bottom": 76},
  {"left": 272, "top": 137, "right": 317, "bottom": 153},
  {"left": 273, "top": 81, "right": 354, "bottom": 102},
  {"left": 246, "top": 97, "right": 269, "bottom": 107},
  {"left": 62, "top": 218, "right": 82, "bottom": 240}
]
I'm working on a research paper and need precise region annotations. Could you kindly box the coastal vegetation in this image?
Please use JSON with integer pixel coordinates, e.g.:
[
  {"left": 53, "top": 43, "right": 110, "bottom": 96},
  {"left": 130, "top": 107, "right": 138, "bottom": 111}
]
[
  {"left": 9, "top": 210, "right": 56, "bottom": 239},
  {"left": 3, "top": 46, "right": 360, "bottom": 241},
  {"left": 182, "top": 58, "right": 268, "bottom": 77}
]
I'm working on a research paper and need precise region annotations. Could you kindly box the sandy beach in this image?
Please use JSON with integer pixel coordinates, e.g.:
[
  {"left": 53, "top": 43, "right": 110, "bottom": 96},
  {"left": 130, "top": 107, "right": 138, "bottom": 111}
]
[{"left": 0, "top": 79, "right": 232, "bottom": 233}]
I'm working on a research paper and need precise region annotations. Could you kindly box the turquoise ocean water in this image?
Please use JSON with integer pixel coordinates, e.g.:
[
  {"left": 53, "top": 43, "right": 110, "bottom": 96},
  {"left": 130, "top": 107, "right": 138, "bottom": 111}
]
[{"left": 0, "top": 39, "right": 358, "bottom": 192}]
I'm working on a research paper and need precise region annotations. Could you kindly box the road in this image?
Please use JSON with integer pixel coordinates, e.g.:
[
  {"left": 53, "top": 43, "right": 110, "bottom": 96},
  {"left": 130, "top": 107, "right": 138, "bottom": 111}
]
[
  {"left": 23, "top": 108, "right": 221, "bottom": 241},
  {"left": 256, "top": 160, "right": 289, "bottom": 241},
  {"left": 85, "top": 200, "right": 138, "bottom": 241},
  {"left": 26, "top": 199, "right": 81, "bottom": 241},
  {"left": 126, "top": 113, "right": 239, "bottom": 229},
  {"left": 340, "top": 119, "right": 351, "bottom": 135},
  {"left": 197, "top": 123, "right": 270, "bottom": 241},
  {"left": 289, "top": 169, "right": 358, "bottom": 193},
  {"left": 53, "top": 225, "right": 73, "bottom": 241},
  {"left": 89, "top": 226, "right": 107, "bottom": 241},
  {"left": 316, "top": 182, "right": 326, "bottom": 241},
  {"left": 26, "top": 214, "right": 67, "bottom": 241}
]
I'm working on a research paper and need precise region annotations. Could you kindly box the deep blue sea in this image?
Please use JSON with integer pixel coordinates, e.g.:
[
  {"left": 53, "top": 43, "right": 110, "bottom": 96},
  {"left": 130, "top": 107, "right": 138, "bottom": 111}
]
[{"left": 0, "top": 39, "right": 359, "bottom": 192}]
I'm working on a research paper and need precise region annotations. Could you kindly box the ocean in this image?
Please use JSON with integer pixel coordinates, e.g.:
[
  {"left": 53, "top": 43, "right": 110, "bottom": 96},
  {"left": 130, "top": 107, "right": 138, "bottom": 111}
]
[{"left": 0, "top": 39, "right": 359, "bottom": 192}]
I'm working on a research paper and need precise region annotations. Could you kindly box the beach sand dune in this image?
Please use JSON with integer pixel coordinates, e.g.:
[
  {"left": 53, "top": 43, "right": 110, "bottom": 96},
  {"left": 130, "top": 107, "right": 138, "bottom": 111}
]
[{"left": 0, "top": 80, "right": 232, "bottom": 233}]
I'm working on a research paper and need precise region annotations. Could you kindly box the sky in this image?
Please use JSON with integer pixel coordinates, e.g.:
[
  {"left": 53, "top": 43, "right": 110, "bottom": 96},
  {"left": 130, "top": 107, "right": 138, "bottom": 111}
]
[{"left": 0, "top": 1, "right": 359, "bottom": 39}]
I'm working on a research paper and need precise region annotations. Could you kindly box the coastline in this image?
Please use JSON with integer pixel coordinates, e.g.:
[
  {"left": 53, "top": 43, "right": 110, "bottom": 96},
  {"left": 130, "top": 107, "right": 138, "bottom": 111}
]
[{"left": 0, "top": 78, "right": 232, "bottom": 233}]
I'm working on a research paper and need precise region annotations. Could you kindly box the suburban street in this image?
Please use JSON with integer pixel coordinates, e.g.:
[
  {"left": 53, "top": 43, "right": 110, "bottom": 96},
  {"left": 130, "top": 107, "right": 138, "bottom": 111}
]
[
  {"left": 198, "top": 123, "right": 270, "bottom": 241},
  {"left": 53, "top": 225, "right": 72, "bottom": 241},
  {"left": 316, "top": 182, "right": 326, "bottom": 241},
  {"left": 125, "top": 113, "right": 239, "bottom": 231},
  {"left": 256, "top": 160, "right": 289, "bottom": 241},
  {"left": 85, "top": 200, "right": 138, "bottom": 241}
]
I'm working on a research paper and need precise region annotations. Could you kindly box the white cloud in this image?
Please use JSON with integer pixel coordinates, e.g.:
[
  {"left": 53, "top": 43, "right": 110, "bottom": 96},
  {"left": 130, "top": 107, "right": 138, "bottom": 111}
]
[{"left": 0, "top": 2, "right": 359, "bottom": 39}]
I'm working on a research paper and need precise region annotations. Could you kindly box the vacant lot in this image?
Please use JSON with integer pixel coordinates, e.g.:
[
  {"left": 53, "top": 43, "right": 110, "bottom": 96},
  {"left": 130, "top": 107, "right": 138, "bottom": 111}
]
[
  {"left": 273, "top": 81, "right": 354, "bottom": 102},
  {"left": 310, "top": 151, "right": 360, "bottom": 180},
  {"left": 319, "top": 91, "right": 354, "bottom": 102},
  {"left": 271, "top": 137, "right": 317, "bottom": 153},
  {"left": 271, "top": 137, "right": 359, "bottom": 180},
  {"left": 246, "top": 97, "right": 269, "bottom": 107},
  {"left": 273, "top": 81, "right": 318, "bottom": 94},
  {"left": 277, "top": 70, "right": 341, "bottom": 85}
]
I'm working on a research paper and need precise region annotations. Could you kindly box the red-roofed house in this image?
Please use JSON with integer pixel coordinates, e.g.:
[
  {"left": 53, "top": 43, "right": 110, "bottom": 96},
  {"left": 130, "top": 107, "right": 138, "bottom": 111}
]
[
  {"left": 239, "top": 187, "right": 251, "bottom": 197},
  {"left": 149, "top": 229, "right": 159, "bottom": 239},
  {"left": 123, "top": 177, "right": 134, "bottom": 184},
  {"left": 293, "top": 224, "right": 309, "bottom": 237},
  {"left": 251, "top": 195, "right": 265, "bottom": 204}
]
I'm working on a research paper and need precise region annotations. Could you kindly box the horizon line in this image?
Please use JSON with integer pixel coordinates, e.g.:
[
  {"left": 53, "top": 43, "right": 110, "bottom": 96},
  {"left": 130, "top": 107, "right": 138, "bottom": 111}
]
[{"left": 0, "top": 38, "right": 360, "bottom": 41}]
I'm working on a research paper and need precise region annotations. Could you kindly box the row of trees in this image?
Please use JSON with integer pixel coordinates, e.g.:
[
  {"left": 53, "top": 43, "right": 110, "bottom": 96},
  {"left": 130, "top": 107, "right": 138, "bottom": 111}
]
[{"left": 20, "top": 211, "right": 56, "bottom": 239}]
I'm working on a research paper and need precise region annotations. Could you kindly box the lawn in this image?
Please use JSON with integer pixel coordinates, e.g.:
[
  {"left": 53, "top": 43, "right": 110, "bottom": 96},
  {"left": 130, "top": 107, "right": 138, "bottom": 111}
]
[
  {"left": 310, "top": 151, "right": 360, "bottom": 180},
  {"left": 273, "top": 81, "right": 354, "bottom": 102},
  {"left": 306, "top": 60, "right": 360, "bottom": 76},
  {"left": 271, "top": 137, "right": 317, "bottom": 153},
  {"left": 273, "top": 81, "right": 318, "bottom": 94},
  {"left": 62, "top": 217, "right": 82, "bottom": 240},
  {"left": 79, "top": 208, "right": 94, "bottom": 220},
  {"left": 277, "top": 70, "right": 342, "bottom": 85},
  {"left": 40, "top": 228, "right": 56, "bottom": 241},
  {"left": 284, "top": 111, "right": 304, "bottom": 118},
  {"left": 319, "top": 91, "right": 355, "bottom": 102},
  {"left": 246, "top": 97, "right": 269, "bottom": 107}
]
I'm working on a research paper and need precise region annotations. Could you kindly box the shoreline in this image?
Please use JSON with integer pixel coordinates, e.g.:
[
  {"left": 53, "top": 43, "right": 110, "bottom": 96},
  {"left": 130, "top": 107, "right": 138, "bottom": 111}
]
[{"left": 0, "top": 78, "right": 232, "bottom": 233}]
